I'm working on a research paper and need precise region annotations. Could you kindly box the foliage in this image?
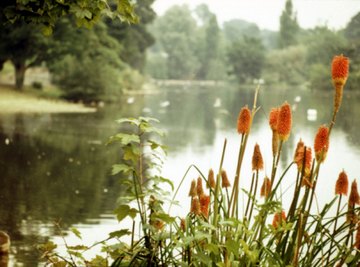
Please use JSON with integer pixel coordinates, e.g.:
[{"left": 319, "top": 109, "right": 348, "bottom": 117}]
[
  {"left": 0, "top": 0, "right": 148, "bottom": 95},
  {"left": 105, "top": 0, "right": 156, "bottom": 72},
  {"left": 344, "top": 12, "right": 360, "bottom": 42},
  {"left": 148, "top": 5, "right": 199, "bottom": 80},
  {"left": 118, "top": 68, "right": 145, "bottom": 91},
  {"left": 263, "top": 45, "right": 307, "bottom": 86},
  {"left": 278, "top": 0, "right": 299, "bottom": 48},
  {"left": 193, "top": 5, "right": 226, "bottom": 80},
  {"left": 0, "top": 0, "right": 138, "bottom": 33},
  {"left": 227, "top": 36, "right": 265, "bottom": 83},
  {"left": 48, "top": 20, "right": 123, "bottom": 102},
  {"left": 223, "top": 19, "right": 261, "bottom": 42}
]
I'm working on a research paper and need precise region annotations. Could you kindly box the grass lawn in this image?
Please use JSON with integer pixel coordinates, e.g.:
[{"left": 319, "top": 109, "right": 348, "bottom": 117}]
[{"left": 0, "top": 84, "right": 96, "bottom": 114}]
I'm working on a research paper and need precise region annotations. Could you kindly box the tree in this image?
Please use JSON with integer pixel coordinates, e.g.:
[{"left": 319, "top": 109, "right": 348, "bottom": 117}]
[
  {"left": 48, "top": 19, "right": 124, "bottom": 101},
  {"left": 279, "top": 0, "right": 299, "bottom": 48},
  {"left": 227, "top": 37, "right": 265, "bottom": 83},
  {"left": 194, "top": 4, "right": 225, "bottom": 80},
  {"left": 149, "top": 5, "right": 199, "bottom": 79},
  {"left": 106, "top": 0, "right": 156, "bottom": 71},
  {"left": 0, "top": 22, "right": 50, "bottom": 89},
  {"left": 0, "top": 0, "right": 138, "bottom": 90},
  {"left": 223, "top": 19, "right": 261, "bottom": 43},
  {"left": 0, "top": 0, "right": 137, "bottom": 34},
  {"left": 263, "top": 45, "right": 307, "bottom": 85},
  {"left": 344, "top": 12, "right": 360, "bottom": 42}
]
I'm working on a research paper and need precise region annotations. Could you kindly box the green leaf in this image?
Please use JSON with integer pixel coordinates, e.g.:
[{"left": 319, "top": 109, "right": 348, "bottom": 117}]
[
  {"left": 108, "top": 133, "right": 140, "bottom": 145},
  {"left": 68, "top": 250, "right": 84, "bottom": 259},
  {"left": 123, "top": 145, "right": 140, "bottom": 163},
  {"left": 108, "top": 229, "right": 131, "bottom": 239},
  {"left": 41, "top": 25, "right": 53, "bottom": 36},
  {"left": 226, "top": 239, "right": 240, "bottom": 257},
  {"left": 70, "top": 227, "right": 82, "bottom": 240},
  {"left": 139, "top": 117, "right": 160, "bottom": 123},
  {"left": 193, "top": 252, "right": 212, "bottom": 264},
  {"left": 116, "top": 118, "right": 140, "bottom": 126},
  {"left": 68, "top": 245, "right": 88, "bottom": 250},
  {"left": 204, "top": 243, "right": 220, "bottom": 255},
  {"left": 114, "top": 205, "right": 138, "bottom": 222},
  {"left": 151, "top": 212, "right": 175, "bottom": 224},
  {"left": 37, "top": 241, "right": 57, "bottom": 253},
  {"left": 111, "top": 164, "right": 134, "bottom": 175},
  {"left": 153, "top": 176, "right": 174, "bottom": 191}
]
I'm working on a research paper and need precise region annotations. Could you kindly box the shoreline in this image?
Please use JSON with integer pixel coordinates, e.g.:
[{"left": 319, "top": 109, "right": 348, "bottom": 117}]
[{"left": 0, "top": 85, "right": 96, "bottom": 114}]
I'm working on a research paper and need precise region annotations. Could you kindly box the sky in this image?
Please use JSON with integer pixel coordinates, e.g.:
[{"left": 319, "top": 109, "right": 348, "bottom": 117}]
[{"left": 153, "top": 0, "right": 360, "bottom": 31}]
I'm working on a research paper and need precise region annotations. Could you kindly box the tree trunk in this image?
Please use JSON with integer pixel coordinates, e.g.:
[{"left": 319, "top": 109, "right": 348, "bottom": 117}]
[{"left": 14, "top": 62, "right": 26, "bottom": 90}]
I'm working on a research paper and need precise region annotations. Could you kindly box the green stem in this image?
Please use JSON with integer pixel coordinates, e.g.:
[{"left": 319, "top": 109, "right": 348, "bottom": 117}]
[
  {"left": 213, "top": 138, "right": 227, "bottom": 228},
  {"left": 325, "top": 195, "right": 342, "bottom": 265},
  {"left": 248, "top": 170, "right": 259, "bottom": 224},
  {"left": 244, "top": 172, "right": 256, "bottom": 219}
]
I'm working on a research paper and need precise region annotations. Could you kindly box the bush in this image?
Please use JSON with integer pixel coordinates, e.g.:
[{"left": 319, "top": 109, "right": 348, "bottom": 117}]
[{"left": 50, "top": 54, "right": 122, "bottom": 102}]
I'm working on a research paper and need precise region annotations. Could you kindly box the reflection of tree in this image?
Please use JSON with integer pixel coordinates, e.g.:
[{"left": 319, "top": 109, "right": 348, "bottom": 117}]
[
  {"left": 0, "top": 113, "right": 123, "bottom": 265},
  {"left": 145, "top": 86, "right": 217, "bottom": 150}
]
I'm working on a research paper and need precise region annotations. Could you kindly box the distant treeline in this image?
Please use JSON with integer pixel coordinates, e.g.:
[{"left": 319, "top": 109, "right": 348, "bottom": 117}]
[
  {"left": 146, "top": 1, "right": 360, "bottom": 91},
  {"left": 1, "top": 0, "right": 359, "bottom": 102}
]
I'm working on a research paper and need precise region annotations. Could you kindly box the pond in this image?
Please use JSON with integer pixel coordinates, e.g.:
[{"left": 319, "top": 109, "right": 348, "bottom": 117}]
[{"left": 0, "top": 84, "right": 359, "bottom": 266}]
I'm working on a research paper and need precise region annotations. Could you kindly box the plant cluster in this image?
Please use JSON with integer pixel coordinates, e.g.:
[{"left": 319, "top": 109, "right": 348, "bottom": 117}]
[{"left": 39, "top": 55, "right": 360, "bottom": 266}]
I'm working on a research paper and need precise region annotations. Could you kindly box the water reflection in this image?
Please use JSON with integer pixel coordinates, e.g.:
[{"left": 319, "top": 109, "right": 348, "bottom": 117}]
[{"left": 0, "top": 85, "right": 359, "bottom": 265}]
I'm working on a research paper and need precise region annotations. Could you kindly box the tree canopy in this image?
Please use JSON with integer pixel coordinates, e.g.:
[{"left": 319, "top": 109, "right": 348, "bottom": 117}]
[
  {"left": 0, "top": 0, "right": 137, "bottom": 35},
  {"left": 279, "top": 0, "right": 299, "bottom": 48}
]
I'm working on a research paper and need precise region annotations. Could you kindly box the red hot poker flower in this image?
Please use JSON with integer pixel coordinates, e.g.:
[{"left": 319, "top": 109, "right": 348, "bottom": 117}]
[
  {"left": 252, "top": 143, "right": 264, "bottom": 171},
  {"left": 277, "top": 102, "right": 292, "bottom": 142},
  {"left": 200, "top": 194, "right": 210, "bottom": 218},
  {"left": 332, "top": 54, "right": 349, "bottom": 88},
  {"left": 314, "top": 125, "right": 329, "bottom": 163},
  {"left": 272, "top": 210, "right": 286, "bottom": 229},
  {"left": 349, "top": 180, "right": 360, "bottom": 206},
  {"left": 207, "top": 169, "right": 216, "bottom": 189},
  {"left": 335, "top": 170, "right": 349, "bottom": 196},
  {"left": 237, "top": 106, "right": 251, "bottom": 134},
  {"left": 269, "top": 107, "right": 280, "bottom": 131},
  {"left": 260, "top": 177, "right": 271, "bottom": 198},
  {"left": 221, "top": 169, "right": 231, "bottom": 188}
]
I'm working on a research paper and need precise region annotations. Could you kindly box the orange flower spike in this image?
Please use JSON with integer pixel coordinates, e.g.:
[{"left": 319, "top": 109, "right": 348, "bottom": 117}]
[
  {"left": 269, "top": 107, "right": 280, "bottom": 131},
  {"left": 272, "top": 210, "right": 286, "bottom": 229},
  {"left": 314, "top": 125, "right": 329, "bottom": 163},
  {"left": 303, "top": 147, "right": 312, "bottom": 175},
  {"left": 294, "top": 145, "right": 312, "bottom": 176},
  {"left": 332, "top": 55, "right": 349, "bottom": 113},
  {"left": 197, "top": 177, "right": 204, "bottom": 197},
  {"left": 349, "top": 180, "right": 360, "bottom": 206},
  {"left": 190, "top": 197, "right": 201, "bottom": 215},
  {"left": 180, "top": 218, "right": 186, "bottom": 231},
  {"left": 221, "top": 169, "right": 231, "bottom": 188},
  {"left": 260, "top": 177, "right": 271, "bottom": 198},
  {"left": 335, "top": 170, "right": 349, "bottom": 196},
  {"left": 294, "top": 139, "right": 305, "bottom": 163},
  {"left": 188, "top": 179, "right": 197, "bottom": 197},
  {"left": 277, "top": 102, "right": 292, "bottom": 142},
  {"left": 355, "top": 223, "right": 360, "bottom": 250},
  {"left": 200, "top": 194, "right": 211, "bottom": 218},
  {"left": 207, "top": 168, "right": 216, "bottom": 189},
  {"left": 332, "top": 54, "right": 349, "bottom": 88},
  {"left": 252, "top": 143, "right": 264, "bottom": 171},
  {"left": 237, "top": 106, "right": 252, "bottom": 134}
]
